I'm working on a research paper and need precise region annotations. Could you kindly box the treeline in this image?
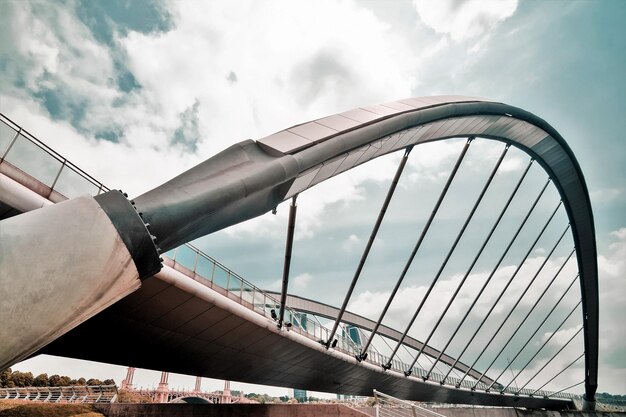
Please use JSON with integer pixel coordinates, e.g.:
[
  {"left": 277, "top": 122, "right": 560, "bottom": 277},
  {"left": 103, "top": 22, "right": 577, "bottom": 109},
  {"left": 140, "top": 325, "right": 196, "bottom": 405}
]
[
  {"left": 597, "top": 392, "right": 626, "bottom": 400},
  {"left": 0, "top": 368, "right": 115, "bottom": 388}
]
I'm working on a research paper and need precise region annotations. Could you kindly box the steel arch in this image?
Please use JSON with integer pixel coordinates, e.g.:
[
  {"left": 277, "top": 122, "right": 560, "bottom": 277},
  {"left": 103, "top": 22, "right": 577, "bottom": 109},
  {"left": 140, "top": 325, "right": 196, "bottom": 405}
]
[{"left": 135, "top": 96, "right": 598, "bottom": 403}]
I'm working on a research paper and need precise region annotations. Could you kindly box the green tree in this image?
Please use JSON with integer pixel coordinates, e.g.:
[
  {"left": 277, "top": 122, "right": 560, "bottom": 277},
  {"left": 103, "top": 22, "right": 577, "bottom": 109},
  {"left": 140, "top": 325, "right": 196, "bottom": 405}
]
[
  {"left": 11, "top": 371, "right": 33, "bottom": 387},
  {"left": 33, "top": 373, "right": 49, "bottom": 387},
  {"left": 48, "top": 374, "right": 62, "bottom": 387},
  {"left": 86, "top": 378, "right": 104, "bottom": 386},
  {"left": 58, "top": 376, "right": 72, "bottom": 386},
  {"left": 0, "top": 368, "right": 12, "bottom": 387}
]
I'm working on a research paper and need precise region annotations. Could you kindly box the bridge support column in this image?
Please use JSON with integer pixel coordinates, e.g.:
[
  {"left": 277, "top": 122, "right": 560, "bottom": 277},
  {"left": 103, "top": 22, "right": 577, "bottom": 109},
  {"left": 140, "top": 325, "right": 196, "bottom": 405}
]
[
  {"left": 0, "top": 191, "right": 160, "bottom": 370},
  {"left": 222, "top": 380, "right": 231, "bottom": 404},
  {"left": 582, "top": 394, "right": 596, "bottom": 411},
  {"left": 120, "top": 367, "right": 135, "bottom": 390},
  {"left": 156, "top": 372, "right": 169, "bottom": 403}
]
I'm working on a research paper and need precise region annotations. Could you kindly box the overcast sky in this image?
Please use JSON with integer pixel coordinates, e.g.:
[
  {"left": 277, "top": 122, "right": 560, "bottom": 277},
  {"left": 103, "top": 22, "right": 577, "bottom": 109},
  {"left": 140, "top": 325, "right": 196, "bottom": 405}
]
[{"left": 2, "top": 0, "right": 624, "bottom": 398}]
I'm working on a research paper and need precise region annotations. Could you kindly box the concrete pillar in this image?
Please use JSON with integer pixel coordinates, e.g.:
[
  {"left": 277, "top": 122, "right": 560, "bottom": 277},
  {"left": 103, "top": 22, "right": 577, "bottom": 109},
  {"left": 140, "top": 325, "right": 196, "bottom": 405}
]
[
  {"left": 155, "top": 372, "right": 169, "bottom": 403},
  {"left": 0, "top": 194, "right": 155, "bottom": 370},
  {"left": 223, "top": 380, "right": 231, "bottom": 404},
  {"left": 120, "top": 367, "right": 136, "bottom": 390}
]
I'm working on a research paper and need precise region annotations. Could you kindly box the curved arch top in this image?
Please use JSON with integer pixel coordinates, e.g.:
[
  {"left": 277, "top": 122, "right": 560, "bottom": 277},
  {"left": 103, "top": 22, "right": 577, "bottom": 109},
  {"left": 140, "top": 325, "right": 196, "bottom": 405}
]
[{"left": 135, "top": 96, "right": 598, "bottom": 402}]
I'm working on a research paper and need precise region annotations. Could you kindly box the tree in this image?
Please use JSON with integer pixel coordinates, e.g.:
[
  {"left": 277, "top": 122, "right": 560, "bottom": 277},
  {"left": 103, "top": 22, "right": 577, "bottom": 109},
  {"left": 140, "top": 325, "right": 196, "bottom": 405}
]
[
  {"left": 87, "top": 378, "right": 104, "bottom": 386},
  {"left": 58, "top": 376, "right": 72, "bottom": 386},
  {"left": 48, "top": 374, "right": 62, "bottom": 387},
  {"left": 11, "top": 371, "right": 33, "bottom": 387},
  {"left": 33, "top": 373, "right": 49, "bottom": 387},
  {"left": 103, "top": 379, "right": 115, "bottom": 386},
  {"left": 0, "top": 368, "right": 12, "bottom": 387}
]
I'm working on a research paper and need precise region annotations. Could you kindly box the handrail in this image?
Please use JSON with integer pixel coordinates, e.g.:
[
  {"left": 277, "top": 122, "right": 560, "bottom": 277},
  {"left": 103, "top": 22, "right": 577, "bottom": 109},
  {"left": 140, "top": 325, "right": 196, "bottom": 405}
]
[
  {"left": 0, "top": 113, "right": 108, "bottom": 196},
  {"left": 374, "top": 389, "right": 448, "bottom": 417}
]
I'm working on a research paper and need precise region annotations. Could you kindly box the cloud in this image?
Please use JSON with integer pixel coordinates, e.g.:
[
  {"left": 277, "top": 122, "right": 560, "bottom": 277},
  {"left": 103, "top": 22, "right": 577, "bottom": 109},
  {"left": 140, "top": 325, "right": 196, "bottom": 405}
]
[
  {"left": 413, "top": 0, "right": 518, "bottom": 42},
  {"left": 596, "top": 227, "right": 626, "bottom": 393},
  {"left": 342, "top": 234, "right": 361, "bottom": 252},
  {"left": 293, "top": 273, "right": 312, "bottom": 289},
  {"left": 348, "top": 251, "right": 576, "bottom": 363},
  {"left": 347, "top": 228, "right": 626, "bottom": 392}
]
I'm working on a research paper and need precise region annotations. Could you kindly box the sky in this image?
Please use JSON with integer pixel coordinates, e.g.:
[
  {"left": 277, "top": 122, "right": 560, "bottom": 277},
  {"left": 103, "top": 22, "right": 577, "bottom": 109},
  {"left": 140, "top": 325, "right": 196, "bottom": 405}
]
[{"left": 1, "top": 0, "right": 624, "bottom": 398}]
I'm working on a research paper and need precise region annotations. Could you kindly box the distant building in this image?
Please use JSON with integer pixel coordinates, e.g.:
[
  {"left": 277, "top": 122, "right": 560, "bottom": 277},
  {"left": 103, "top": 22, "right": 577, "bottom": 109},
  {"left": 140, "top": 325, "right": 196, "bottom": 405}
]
[
  {"left": 345, "top": 325, "right": 362, "bottom": 347},
  {"left": 337, "top": 393, "right": 366, "bottom": 402},
  {"left": 294, "top": 312, "right": 307, "bottom": 331},
  {"left": 294, "top": 388, "right": 307, "bottom": 402}
]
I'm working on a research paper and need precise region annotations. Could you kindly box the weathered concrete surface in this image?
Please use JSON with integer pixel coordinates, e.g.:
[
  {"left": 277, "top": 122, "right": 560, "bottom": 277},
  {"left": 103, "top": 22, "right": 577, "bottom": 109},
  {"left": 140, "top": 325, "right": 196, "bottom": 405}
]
[
  {"left": 0, "top": 195, "right": 141, "bottom": 370},
  {"left": 95, "top": 403, "right": 370, "bottom": 417},
  {"left": 427, "top": 408, "right": 625, "bottom": 417},
  {"left": 95, "top": 404, "right": 626, "bottom": 417}
]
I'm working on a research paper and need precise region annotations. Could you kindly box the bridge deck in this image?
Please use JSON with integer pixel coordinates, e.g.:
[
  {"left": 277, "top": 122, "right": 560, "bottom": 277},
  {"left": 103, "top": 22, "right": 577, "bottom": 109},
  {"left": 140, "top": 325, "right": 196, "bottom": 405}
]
[{"left": 40, "top": 259, "right": 571, "bottom": 409}]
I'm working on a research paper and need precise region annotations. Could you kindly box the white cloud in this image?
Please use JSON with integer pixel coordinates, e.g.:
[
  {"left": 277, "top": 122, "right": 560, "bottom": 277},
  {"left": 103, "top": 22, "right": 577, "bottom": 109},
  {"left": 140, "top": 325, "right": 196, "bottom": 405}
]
[
  {"left": 348, "top": 228, "right": 626, "bottom": 392},
  {"left": 342, "top": 234, "right": 361, "bottom": 252},
  {"left": 293, "top": 272, "right": 312, "bottom": 289},
  {"left": 413, "top": 0, "right": 518, "bottom": 42},
  {"left": 597, "top": 227, "right": 626, "bottom": 394}
]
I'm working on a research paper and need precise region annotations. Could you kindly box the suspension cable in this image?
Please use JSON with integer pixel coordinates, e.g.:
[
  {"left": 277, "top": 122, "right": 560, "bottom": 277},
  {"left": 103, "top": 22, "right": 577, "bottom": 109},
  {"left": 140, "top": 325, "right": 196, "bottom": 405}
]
[
  {"left": 436, "top": 173, "right": 547, "bottom": 383},
  {"left": 547, "top": 380, "right": 584, "bottom": 398},
  {"left": 388, "top": 144, "right": 509, "bottom": 373},
  {"left": 514, "top": 299, "right": 582, "bottom": 394},
  {"left": 523, "top": 326, "right": 584, "bottom": 395},
  {"left": 496, "top": 274, "right": 580, "bottom": 392},
  {"left": 326, "top": 146, "right": 412, "bottom": 347},
  {"left": 409, "top": 158, "right": 533, "bottom": 378},
  {"left": 448, "top": 196, "right": 560, "bottom": 385},
  {"left": 531, "top": 353, "right": 584, "bottom": 396},
  {"left": 407, "top": 145, "right": 514, "bottom": 376},
  {"left": 472, "top": 227, "right": 571, "bottom": 389},
  {"left": 358, "top": 139, "right": 472, "bottom": 359}
]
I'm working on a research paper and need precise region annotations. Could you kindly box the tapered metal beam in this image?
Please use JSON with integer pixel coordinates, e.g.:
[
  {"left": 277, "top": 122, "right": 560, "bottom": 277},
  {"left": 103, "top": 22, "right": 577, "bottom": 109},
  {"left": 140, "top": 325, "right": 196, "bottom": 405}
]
[
  {"left": 325, "top": 147, "right": 413, "bottom": 347},
  {"left": 452, "top": 197, "right": 561, "bottom": 385},
  {"left": 278, "top": 196, "right": 297, "bottom": 329},
  {"left": 404, "top": 145, "right": 511, "bottom": 376},
  {"left": 358, "top": 139, "right": 472, "bottom": 359},
  {"left": 388, "top": 144, "right": 510, "bottom": 373},
  {"left": 511, "top": 294, "right": 581, "bottom": 393},
  {"left": 473, "top": 229, "right": 572, "bottom": 389}
]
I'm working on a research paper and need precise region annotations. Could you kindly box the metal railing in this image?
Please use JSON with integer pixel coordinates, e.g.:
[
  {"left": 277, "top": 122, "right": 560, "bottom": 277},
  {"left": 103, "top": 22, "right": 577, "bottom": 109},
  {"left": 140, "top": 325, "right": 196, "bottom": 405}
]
[
  {"left": 0, "top": 111, "right": 581, "bottom": 403},
  {"left": 373, "top": 389, "right": 447, "bottom": 417},
  {"left": 164, "top": 244, "right": 349, "bottom": 352},
  {"left": 0, "top": 385, "right": 117, "bottom": 403},
  {"left": 0, "top": 113, "right": 108, "bottom": 200},
  {"left": 165, "top": 244, "right": 579, "bottom": 401}
]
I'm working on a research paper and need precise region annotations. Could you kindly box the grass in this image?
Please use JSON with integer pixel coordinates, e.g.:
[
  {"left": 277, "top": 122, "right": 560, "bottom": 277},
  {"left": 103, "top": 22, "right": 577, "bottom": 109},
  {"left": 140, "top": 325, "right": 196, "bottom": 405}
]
[{"left": 0, "top": 400, "right": 104, "bottom": 417}]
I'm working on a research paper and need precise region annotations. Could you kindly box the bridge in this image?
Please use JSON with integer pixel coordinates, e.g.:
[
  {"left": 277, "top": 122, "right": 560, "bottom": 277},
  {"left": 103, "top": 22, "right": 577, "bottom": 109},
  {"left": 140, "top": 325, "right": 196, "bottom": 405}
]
[
  {"left": 0, "top": 96, "right": 597, "bottom": 410},
  {"left": 119, "top": 369, "right": 247, "bottom": 404}
]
